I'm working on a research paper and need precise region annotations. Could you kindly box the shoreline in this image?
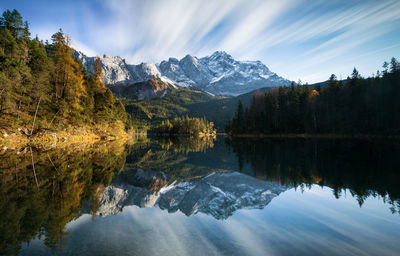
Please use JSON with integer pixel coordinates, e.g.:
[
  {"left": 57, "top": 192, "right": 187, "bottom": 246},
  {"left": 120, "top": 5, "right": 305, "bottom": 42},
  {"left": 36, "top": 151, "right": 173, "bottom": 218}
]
[
  {"left": 0, "top": 129, "right": 131, "bottom": 151},
  {"left": 146, "top": 131, "right": 217, "bottom": 137},
  {"left": 3, "top": 131, "right": 398, "bottom": 151},
  {"left": 228, "top": 133, "right": 400, "bottom": 139}
]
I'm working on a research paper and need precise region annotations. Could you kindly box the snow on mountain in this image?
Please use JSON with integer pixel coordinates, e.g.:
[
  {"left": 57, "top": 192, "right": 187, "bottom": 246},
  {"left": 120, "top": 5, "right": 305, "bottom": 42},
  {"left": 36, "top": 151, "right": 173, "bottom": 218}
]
[
  {"left": 95, "top": 170, "right": 288, "bottom": 220},
  {"left": 74, "top": 50, "right": 292, "bottom": 97}
]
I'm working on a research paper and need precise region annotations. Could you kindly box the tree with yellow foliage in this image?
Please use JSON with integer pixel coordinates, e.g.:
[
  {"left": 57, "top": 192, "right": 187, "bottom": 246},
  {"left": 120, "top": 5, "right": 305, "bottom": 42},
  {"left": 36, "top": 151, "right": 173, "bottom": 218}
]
[
  {"left": 50, "top": 30, "right": 87, "bottom": 122},
  {"left": 93, "top": 56, "right": 106, "bottom": 90}
]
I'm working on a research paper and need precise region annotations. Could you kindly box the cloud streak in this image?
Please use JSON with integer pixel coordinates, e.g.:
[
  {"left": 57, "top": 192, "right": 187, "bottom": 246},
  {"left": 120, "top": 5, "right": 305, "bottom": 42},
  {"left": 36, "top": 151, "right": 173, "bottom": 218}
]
[{"left": 10, "top": 0, "right": 400, "bottom": 83}]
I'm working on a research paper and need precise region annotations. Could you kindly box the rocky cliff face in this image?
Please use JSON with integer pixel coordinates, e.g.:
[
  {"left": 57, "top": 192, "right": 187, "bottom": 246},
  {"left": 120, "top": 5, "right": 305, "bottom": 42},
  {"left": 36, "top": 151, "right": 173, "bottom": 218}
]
[
  {"left": 74, "top": 51, "right": 291, "bottom": 97},
  {"left": 95, "top": 170, "right": 288, "bottom": 219},
  {"left": 110, "top": 78, "right": 170, "bottom": 100}
]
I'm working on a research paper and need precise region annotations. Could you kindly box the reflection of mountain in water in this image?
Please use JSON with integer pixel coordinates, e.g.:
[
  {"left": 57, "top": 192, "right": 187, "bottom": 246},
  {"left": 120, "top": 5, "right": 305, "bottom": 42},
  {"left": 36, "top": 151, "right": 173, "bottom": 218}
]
[
  {"left": 97, "top": 169, "right": 168, "bottom": 215},
  {"left": 97, "top": 169, "right": 288, "bottom": 219},
  {"left": 159, "top": 172, "right": 287, "bottom": 219}
]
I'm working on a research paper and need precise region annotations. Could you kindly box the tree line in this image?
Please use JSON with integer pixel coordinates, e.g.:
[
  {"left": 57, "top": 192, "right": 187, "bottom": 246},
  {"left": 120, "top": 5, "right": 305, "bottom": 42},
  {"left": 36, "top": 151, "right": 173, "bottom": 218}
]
[
  {"left": 226, "top": 58, "right": 400, "bottom": 134},
  {"left": 0, "top": 9, "right": 127, "bottom": 135}
]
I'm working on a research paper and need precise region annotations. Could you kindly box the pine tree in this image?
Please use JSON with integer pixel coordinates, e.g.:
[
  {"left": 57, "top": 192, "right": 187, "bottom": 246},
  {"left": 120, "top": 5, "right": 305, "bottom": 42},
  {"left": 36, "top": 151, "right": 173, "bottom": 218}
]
[
  {"left": 390, "top": 57, "right": 399, "bottom": 73},
  {"left": 232, "top": 99, "right": 244, "bottom": 133},
  {"left": 0, "top": 9, "right": 24, "bottom": 38}
]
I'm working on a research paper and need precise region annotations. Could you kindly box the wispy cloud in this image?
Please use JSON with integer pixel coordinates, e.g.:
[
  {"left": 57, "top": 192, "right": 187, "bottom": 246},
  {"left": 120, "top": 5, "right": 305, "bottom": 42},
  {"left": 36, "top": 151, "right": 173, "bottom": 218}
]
[{"left": 12, "top": 0, "right": 400, "bottom": 83}]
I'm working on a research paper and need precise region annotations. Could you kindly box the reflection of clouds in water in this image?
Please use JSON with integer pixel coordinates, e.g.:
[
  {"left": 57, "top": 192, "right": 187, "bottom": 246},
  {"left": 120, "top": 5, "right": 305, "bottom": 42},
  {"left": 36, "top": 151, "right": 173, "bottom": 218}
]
[
  {"left": 65, "top": 214, "right": 92, "bottom": 231},
  {"left": 250, "top": 186, "right": 400, "bottom": 255},
  {"left": 125, "top": 207, "right": 224, "bottom": 256},
  {"left": 121, "top": 187, "right": 400, "bottom": 256},
  {"left": 23, "top": 185, "right": 400, "bottom": 256}
]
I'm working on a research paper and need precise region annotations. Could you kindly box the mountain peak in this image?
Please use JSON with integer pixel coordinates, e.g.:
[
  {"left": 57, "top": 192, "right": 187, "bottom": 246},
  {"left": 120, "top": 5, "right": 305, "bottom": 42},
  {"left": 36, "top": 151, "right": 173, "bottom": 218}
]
[
  {"left": 181, "top": 54, "right": 198, "bottom": 63},
  {"left": 208, "top": 51, "right": 233, "bottom": 60},
  {"left": 210, "top": 50, "right": 228, "bottom": 56}
]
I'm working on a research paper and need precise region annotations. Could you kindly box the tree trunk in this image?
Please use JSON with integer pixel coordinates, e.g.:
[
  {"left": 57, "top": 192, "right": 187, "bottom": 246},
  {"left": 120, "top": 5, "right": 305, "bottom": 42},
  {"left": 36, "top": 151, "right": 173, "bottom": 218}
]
[
  {"left": 30, "top": 96, "right": 42, "bottom": 136},
  {"left": 30, "top": 147, "right": 39, "bottom": 189}
]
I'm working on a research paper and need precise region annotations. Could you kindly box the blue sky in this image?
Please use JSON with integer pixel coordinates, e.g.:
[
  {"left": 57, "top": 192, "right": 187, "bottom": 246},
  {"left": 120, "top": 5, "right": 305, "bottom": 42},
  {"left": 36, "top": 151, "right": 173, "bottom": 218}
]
[{"left": 1, "top": 0, "right": 400, "bottom": 83}]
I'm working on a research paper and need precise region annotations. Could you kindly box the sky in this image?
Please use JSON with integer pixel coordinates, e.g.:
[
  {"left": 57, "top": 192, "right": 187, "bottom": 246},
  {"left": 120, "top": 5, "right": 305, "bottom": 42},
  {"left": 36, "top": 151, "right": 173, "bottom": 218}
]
[{"left": 1, "top": 0, "right": 400, "bottom": 83}]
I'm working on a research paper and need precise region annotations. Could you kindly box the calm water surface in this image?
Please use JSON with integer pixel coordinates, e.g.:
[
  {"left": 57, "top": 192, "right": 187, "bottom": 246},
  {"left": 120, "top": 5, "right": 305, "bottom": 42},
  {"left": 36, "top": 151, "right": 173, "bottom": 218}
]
[{"left": 1, "top": 137, "right": 400, "bottom": 256}]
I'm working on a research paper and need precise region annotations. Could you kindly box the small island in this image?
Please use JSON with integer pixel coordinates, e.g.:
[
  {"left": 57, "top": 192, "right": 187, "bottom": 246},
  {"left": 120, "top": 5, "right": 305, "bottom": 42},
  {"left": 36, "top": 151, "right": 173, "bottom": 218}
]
[{"left": 154, "top": 116, "right": 216, "bottom": 136}]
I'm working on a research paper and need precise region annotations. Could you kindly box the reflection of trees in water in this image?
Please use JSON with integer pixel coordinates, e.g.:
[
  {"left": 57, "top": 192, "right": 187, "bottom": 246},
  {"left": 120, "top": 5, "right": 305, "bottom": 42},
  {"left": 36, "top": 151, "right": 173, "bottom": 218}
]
[
  {"left": 157, "top": 136, "right": 215, "bottom": 154},
  {"left": 226, "top": 138, "right": 400, "bottom": 214},
  {"left": 123, "top": 136, "right": 225, "bottom": 184},
  {"left": 3, "top": 136, "right": 399, "bottom": 254},
  {"left": 0, "top": 143, "right": 127, "bottom": 255}
]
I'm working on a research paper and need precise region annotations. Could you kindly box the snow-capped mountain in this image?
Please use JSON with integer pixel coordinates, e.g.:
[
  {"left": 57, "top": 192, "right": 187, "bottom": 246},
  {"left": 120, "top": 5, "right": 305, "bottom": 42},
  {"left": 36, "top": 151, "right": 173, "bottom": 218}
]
[
  {"left": 159, "top": 51, "right": 291, "bottom": 96},
  {"left": 95, "top": 169, "right": 288, "bottom": 219},
  {"left": 74, "top": 51, "right": 291, "bottom": 96}
]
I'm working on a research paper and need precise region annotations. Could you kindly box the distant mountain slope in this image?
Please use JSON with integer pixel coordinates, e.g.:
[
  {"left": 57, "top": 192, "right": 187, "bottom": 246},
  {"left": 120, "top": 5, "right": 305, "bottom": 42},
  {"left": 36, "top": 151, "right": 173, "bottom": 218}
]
[
  {"left": 74, "top": 51, "right": 291, "bottom": 96},
  {"left": 121, "top": 81, "right": 274, "bottom": 131},
  {"left": 121, "top": 86, "right": 224, "bottom": 130}
]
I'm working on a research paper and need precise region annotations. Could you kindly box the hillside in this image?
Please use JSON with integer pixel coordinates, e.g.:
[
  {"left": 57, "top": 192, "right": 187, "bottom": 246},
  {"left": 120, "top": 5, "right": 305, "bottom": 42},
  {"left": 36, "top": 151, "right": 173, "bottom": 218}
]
[
  {"left": 120, "top": 79, "right": 280, "bottom": 131},
  {"left": 122, "top": 86, "right": 228, "bottom": 130}
]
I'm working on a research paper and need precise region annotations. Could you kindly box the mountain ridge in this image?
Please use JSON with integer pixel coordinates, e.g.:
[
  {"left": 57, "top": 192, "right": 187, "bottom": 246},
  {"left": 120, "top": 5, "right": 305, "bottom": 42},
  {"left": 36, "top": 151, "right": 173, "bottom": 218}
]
[{"left": 74, "top": 51, "right": 292, "bottom": 96}]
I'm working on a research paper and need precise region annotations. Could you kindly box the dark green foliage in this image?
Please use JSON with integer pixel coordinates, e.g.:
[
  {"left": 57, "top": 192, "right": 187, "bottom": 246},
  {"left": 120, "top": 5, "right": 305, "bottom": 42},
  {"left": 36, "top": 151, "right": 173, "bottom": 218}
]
[
  {"left": 0, "top": 10, "right": 127, "bottom": 133},
  {"left": 227, "top": 59, "right": 400, "bottom": 135},
  {"left": 154, "top": 116, "right": 215, "bottom": 135},
  {"left": 229, "top": 99, "right": 245, "bottom": 133}
]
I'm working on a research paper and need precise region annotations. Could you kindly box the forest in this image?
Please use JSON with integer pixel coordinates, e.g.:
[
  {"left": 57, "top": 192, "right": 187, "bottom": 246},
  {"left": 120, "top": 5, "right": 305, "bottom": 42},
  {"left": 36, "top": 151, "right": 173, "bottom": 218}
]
[
  {"left": 0, "top": 10, "right": 127, "bottom": 138},
  {"left": 227, "top": 59, "right": 400, "bottom": 135}
]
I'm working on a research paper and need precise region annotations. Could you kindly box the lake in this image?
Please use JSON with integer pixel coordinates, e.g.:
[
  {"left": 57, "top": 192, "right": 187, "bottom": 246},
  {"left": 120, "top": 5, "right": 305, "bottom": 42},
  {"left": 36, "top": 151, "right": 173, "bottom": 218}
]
[{"left": 1, "top": 136, "right": 400, "bottom": 256}]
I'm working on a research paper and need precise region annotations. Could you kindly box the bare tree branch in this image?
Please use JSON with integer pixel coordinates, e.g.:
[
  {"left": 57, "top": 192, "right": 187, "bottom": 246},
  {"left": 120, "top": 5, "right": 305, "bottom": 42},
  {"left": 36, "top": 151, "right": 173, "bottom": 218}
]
[{"left": 48, "top": 109, "right": 60, "bottom": 129}]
